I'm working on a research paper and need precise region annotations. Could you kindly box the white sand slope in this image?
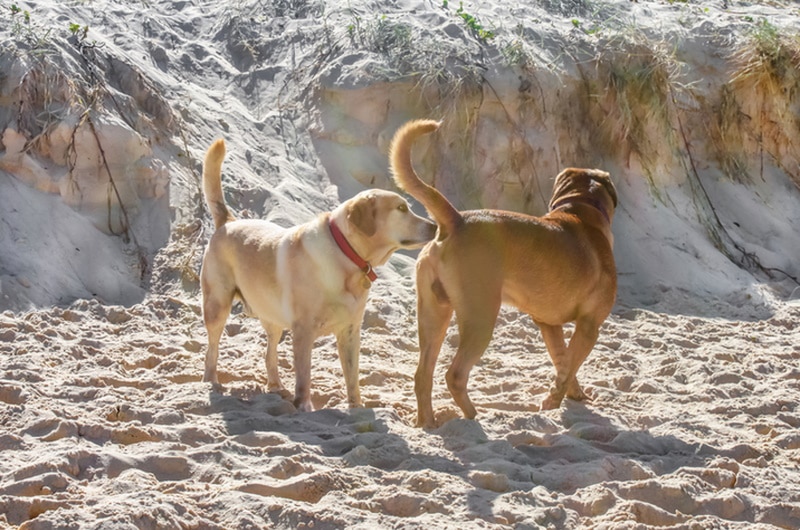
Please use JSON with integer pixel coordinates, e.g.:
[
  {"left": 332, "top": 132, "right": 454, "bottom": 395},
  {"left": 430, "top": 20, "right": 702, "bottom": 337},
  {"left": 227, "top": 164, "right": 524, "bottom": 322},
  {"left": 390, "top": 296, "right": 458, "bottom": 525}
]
[{"left": 1, "top": 0, "right": 799, "bottom": 528}]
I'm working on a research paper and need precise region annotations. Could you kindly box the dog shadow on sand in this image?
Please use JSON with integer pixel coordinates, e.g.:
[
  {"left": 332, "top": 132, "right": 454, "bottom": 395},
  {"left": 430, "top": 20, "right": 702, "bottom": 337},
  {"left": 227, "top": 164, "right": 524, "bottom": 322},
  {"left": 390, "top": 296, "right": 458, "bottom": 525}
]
[{"left": 203, "top": 383, "right": 781, "bottom": 524}]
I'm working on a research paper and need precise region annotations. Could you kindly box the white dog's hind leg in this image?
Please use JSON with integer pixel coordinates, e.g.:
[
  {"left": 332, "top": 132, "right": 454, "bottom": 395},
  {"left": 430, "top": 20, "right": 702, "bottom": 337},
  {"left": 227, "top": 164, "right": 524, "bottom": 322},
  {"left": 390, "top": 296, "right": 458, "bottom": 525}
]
[
  {"left": 202, "top": 294, "right": 232, "bottom": 387},
  {"left": 200, "top": 276, "right": 235, "bottom": 386}
]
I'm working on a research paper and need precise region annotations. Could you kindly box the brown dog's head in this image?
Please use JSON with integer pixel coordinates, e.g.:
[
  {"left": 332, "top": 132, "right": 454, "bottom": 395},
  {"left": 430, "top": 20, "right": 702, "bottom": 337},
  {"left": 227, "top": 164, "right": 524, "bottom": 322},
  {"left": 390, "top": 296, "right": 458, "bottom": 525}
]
[
  {"left": 343, "top": 190, "right": 437, "bottom": 264},
  {"left": 549, "top": 168, "right": 618, "bottom": 223}
]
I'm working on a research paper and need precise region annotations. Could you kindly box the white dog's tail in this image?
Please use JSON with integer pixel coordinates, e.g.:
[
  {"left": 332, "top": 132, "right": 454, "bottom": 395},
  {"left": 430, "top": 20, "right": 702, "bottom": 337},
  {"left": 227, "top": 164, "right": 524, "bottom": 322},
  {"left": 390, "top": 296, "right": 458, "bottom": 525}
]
[
  {"left": 390, "top": 119, "right": 462, "bottom": 239},
  {"left": 203, "top": 139, "right": 236, "bottom": 229}
]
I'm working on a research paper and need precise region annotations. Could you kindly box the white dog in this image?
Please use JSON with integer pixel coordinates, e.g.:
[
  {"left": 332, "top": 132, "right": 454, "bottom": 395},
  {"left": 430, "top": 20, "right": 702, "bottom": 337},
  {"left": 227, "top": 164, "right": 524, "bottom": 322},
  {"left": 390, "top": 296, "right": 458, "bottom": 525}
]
[{"left": 200, "top": 139, "right": 436, "bottom": 411}]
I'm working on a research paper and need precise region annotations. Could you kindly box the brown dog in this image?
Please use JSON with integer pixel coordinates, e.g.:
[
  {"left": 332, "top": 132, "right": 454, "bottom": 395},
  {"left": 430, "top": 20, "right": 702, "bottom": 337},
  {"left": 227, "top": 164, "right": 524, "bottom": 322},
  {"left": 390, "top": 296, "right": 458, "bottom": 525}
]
[
  {"left": 390, "top": 119, "right": 618, "bottom": 427},
  {"left": 200, "top": 139, "right": 437, "bottom": 411}
]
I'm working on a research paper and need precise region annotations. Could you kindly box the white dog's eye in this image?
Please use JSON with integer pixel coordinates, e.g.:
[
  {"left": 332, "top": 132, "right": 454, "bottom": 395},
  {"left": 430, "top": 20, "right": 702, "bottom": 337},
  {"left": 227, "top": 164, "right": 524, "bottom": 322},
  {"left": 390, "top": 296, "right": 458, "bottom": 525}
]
[{"left": 398, "top": 203, "right": 409, "bottom": 213}]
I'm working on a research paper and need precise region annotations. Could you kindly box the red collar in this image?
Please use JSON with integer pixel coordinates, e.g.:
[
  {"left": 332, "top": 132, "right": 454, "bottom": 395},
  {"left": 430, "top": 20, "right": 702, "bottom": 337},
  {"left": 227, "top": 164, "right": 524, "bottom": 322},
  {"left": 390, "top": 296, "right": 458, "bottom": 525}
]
[
  {"left": 550, "top": 196, "right": 610, "bottom": 224},
  {"left": 329, "top": 220, "right": 377, "bottom": 282}
]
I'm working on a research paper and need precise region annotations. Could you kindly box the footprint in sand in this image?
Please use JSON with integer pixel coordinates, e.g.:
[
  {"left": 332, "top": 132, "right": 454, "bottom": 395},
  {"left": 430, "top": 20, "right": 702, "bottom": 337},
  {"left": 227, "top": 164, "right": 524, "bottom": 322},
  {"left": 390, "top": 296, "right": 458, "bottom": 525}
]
[
  {"left": 237, "top": 471, "right": 338, "bottom": 504},
  {"left": 0, "top": 471, "right": 70, "bottom": 497},
  {"left": 0, "top": 381, "right": 26, "bottom": 404}
]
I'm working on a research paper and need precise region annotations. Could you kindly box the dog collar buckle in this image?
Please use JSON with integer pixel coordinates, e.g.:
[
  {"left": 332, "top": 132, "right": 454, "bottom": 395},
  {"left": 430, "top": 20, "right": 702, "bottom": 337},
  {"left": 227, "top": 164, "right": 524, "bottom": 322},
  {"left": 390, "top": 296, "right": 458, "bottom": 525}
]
[
  {"left": 329, "top": 220, "right": 378, "bottom": 283},
  {"left": 363, "top": 263, "right": 374, "bottom": 280}
]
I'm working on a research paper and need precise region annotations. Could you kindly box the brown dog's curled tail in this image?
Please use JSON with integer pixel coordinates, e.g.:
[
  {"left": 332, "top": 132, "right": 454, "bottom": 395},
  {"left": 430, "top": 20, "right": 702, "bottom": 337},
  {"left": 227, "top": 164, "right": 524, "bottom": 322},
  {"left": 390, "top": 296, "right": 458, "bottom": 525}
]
[
  {"left": 390, "top": 119, "right": 462, "bottom": 238},
  {"left": 203, "top": 139, "right": 236, "bottom": 229}
]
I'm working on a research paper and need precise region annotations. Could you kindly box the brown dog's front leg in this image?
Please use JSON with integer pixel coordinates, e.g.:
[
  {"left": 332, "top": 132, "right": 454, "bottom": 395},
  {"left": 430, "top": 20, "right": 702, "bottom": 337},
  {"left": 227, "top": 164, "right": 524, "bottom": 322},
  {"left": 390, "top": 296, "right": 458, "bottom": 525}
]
[
  {"left": 566, "top": 377, "right": 590, "bottom": 402},
  {"left": 537, "top": 322, "right": 567, "bottom": 410},
  {"left": 540, "top": 318, "right": 599, "bottom": 410},
  {"left": 336, "top": 325, "right": 363, "bottom": 408}
]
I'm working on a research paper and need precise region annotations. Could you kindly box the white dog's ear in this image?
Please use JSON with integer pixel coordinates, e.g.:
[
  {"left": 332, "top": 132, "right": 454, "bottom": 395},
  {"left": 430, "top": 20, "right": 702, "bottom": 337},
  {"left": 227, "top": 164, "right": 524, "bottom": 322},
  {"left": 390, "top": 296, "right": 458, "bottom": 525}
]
[{"left": 347, "top": 197, "right": 377, "bottom": 236}]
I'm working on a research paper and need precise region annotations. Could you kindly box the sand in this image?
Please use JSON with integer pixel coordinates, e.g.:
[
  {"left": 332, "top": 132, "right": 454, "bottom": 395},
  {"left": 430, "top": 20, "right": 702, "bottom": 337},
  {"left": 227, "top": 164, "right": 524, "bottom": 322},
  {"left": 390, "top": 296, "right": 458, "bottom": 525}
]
[{"left": 1, "top": 0, "right": 799, "bottom": 528}]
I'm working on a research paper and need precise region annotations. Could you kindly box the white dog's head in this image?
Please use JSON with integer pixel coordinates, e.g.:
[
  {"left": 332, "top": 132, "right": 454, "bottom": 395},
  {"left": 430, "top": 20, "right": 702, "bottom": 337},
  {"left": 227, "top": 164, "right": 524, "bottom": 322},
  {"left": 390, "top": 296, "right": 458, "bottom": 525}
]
[{"left": 336, "top": 190, "right": 437, "bottom": 266}]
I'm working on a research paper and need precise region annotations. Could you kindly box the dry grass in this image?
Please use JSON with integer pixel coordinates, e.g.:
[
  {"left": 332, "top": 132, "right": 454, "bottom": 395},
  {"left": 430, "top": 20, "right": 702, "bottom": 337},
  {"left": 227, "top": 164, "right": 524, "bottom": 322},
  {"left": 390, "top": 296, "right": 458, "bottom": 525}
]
[
  {"left": 724, "top": 19, "right": 800, "bottom": 184},
  {"left": 732, "top": 18, "right": 800, "bottom": 92},
  {"left": 2, "top": 32, "right": 178, "bottom": 283},
  {"left": 336, "top": 9, "right": 491, "bottom": 208},
  {"left": 708, "top": 84, "right": 749, "bottom": 182},
  {"left": 8, "top": 54, "right": 78, "bottom": 150},
  {"left": 582, "top": 33, "right": 679, "bottom": 172}
]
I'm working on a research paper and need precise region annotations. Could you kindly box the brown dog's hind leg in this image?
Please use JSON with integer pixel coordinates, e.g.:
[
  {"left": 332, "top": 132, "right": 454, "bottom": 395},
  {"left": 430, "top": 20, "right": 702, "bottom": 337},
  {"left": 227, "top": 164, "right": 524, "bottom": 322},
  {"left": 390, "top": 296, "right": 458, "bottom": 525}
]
[
  {"left": 415, "top": 272, "right": 453, "bottom": 428},
  {"left": 446, "top": 299, "right": 500, "bottom": 421}
]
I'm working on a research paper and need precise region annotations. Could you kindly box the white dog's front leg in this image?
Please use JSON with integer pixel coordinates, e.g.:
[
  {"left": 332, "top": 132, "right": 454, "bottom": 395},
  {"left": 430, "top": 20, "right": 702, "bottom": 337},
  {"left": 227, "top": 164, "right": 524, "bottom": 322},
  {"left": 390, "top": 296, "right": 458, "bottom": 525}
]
[
  {"left": 336, "top": 325, "right": 363, "bottom": 408},
  {"left": 261, "top": 321, "right": 285, "bottom": 394},
  {"left": 291, "top": 325, "right": 314, "bottom": 412},
  {"left": 203, "top": 347, "right": 220, "bottom": 385}
]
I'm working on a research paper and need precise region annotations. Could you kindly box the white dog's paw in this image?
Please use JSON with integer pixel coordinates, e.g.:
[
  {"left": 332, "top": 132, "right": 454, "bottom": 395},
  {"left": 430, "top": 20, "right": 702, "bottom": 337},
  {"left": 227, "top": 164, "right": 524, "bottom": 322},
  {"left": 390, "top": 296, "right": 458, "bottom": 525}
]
[
  {"left": 347, "top": 397, "right": 364, "bottom": 409},
  {"left": 293, "top": 398, "right": 314, "bottom": 413},
  {"left": 202, "top": 372, "right": 222, "bottom": 389}
]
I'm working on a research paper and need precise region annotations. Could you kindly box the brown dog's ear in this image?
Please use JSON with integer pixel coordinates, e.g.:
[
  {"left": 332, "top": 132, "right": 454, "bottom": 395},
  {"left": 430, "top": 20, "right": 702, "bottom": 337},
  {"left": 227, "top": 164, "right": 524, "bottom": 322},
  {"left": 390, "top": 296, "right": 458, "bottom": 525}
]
[
  {"left": 347, "top": 196, "right": 377, "bottom": 237},
  {"left": 594, "top": 172, "right": 618, "bottom": 208},
  {"left": 549, "top": 168, "right": 579, "bottom": 210}
]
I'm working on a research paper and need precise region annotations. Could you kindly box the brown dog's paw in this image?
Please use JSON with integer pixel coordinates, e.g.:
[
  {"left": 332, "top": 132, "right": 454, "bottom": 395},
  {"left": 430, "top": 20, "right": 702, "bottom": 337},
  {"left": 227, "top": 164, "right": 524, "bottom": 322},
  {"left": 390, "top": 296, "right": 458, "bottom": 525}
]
[
  {"left": 269, "top": 386, "right": 292, "bottom": 399},
  {"left": 539, "top": 394, "right": 563, "bottom": 411},
  {"left": 415, "top": 417, "right": 435, "bottom": 429},
  {"left": 415, "top": 412, "right": 440, "bottom": 429},
  {"left": 566, "top": 383, "right": 592, "bottom": 402},
  {"left": 436, "top": 408, "right": 462, "bottom": 426}
]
